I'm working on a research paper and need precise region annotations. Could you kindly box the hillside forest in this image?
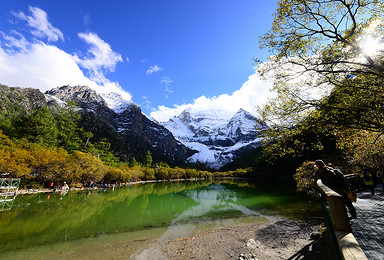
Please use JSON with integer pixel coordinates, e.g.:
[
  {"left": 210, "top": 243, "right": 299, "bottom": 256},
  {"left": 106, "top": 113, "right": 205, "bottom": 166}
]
[{"left": 0, "top": 96, "right": 253, "bottom": 188}]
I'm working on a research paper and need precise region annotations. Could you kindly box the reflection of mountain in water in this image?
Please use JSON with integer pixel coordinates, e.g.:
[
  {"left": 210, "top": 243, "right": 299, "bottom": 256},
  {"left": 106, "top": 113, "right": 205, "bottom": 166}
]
[{"left": 172, "top": 183, "right": 265, "bottom": 224}]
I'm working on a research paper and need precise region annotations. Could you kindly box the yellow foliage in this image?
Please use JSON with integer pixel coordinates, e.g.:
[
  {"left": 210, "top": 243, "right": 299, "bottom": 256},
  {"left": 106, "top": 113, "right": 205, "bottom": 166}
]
[
  {"left": 66, "top": 151, "right": 107, "bottom": 183},
  {"left": 127, "top": 166, "right": 145, "bottom": 181},
  {"left": 0, "top": 149, "right": 31, "bottom": 176},
  {"left": 293, "top": 160, "right": 318, "bottom": 197},
  {"left": 156, "top": 167, "right": 169, "bottom": 180}
]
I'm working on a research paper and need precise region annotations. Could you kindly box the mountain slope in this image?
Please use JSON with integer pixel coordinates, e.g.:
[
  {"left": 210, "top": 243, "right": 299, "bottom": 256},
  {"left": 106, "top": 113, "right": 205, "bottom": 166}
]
[{"left": 45, "top": 85, "right": 196, "bottom": 164}]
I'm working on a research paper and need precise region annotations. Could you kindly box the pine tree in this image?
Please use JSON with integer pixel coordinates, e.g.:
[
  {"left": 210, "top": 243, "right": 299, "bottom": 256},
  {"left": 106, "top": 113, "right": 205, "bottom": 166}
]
[
  {"left": 142, "top": 150, "right": 153, "bottom": 167},
  {"left": 16, "top": 107, "right": 58, "bottom": 148}
]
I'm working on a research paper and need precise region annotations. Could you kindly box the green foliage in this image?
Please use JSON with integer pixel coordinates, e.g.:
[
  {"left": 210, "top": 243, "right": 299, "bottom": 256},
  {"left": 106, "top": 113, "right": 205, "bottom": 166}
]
[
  {"left": 154, "top": 162, "right": 170, "bottom": 168},
  {"left": 54, "top": 101, "right": 82, "bottom": 152},
  {"left": 293, "top": 161, "right": 318, "bottom": 197},
  {"left": 336, "top": 129, "right": 384, "bottom": 174},
  {"left": 16, "top": 107, "right": 58, "bottom": 147},
  {"left": 128, "top": 157, "right": 139, "bottom": 167},
  {"left": 316, "top": 75, "right": 384, "bottom": 133},
  {"left": 86, "top": 138, "right": 120, "bottom": 166},
  {"left": 257, "top": 0, "right": 384, "bottom": 171},
  {"left": 258, "top": 0, "right": 384, "bottom": 133},
  {"left": 142, "top": 150, "right": 153, "bottom": 167}
]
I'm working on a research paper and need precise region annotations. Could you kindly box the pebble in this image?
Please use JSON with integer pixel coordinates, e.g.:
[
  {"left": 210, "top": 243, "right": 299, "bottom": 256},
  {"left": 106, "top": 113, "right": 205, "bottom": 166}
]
[
  {"left": 246, "top": 238, "right": 259, "bottom": 248},
  {"left": 239, "top": 253, "right": 258, "bottom": 260}
]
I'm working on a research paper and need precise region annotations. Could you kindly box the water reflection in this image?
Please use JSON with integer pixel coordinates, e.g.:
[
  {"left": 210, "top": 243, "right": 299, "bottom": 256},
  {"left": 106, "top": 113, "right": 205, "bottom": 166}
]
[
  {"left": 0, "top": 179, "right": 317, "bottom": 257},
  {"left": 173, "top": 183, "right": 268, "bottom": 225}
]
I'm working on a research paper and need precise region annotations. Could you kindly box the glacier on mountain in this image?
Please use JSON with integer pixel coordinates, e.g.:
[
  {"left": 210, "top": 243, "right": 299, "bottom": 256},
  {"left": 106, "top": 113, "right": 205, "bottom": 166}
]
[{"left": 161, "top": 108, "right": 266, "bottom": 169}]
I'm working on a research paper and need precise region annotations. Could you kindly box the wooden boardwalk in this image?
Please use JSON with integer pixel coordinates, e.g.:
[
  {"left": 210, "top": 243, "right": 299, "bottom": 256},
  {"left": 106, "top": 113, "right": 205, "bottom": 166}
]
[{"left": 351, "top": 185, "right": 384, "bottom": 260}]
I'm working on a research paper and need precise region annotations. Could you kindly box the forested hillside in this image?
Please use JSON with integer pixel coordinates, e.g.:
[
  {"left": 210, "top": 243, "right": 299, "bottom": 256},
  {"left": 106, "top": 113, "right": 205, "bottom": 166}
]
[{"left": 0, "top": 84, "right": 251, "bottom": 188}]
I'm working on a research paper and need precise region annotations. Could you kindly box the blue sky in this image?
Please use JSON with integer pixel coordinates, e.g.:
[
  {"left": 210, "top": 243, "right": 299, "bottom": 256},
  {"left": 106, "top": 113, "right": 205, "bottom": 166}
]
[{"left": 0, "top": 0, "right": 277, "bottom": 121}]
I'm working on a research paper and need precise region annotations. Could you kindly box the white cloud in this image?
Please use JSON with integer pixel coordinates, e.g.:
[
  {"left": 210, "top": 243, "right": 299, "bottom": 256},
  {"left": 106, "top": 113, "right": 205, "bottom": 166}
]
[
  {"left": 0, "top": 30, "right": 29, "bottom": 52},
  {"left": 0, "top": 8, "right": 132, "bottom": 102},
  {"left": 0, "top": 42, "right": 94, "bottom": 92},
  {"left": 162, "top": 77, "right": 174, "bottom": 99},
  {"left": 161, "top": 76, "right": 173, "bottom": 86},
  {"left": 146, "top": 64, "right": 163, "bottom": 75},
  {"left": 164, "top": 86, "right": 174, "bottom": 94},
  {"left": 74, "top": 32, "right": 123, "bottom": 79},
  {"left": 13, "top": 6, "right": 64, "bottom": 42},
  {"left": 150, "top": 70, "right": 275, "bottom": 122}
]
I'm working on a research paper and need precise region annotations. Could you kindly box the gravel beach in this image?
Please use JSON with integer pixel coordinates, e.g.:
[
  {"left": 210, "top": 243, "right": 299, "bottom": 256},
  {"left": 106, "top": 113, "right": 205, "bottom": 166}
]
[{"left": 130, "top": 219, "right": 330, "bottom": 260}]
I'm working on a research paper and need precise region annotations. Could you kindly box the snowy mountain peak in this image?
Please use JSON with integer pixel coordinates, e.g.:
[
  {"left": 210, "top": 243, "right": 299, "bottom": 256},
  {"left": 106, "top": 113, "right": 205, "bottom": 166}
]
[
  {"left": 178, "top": 110, "right": 193, "bottom": 123},
  {"left": 161, "top": 108, "right": 266, "bottom": 169},
  {"left": 227, "top": 109, "right": 260, "bottom": 137},
  {"left": 45, "top": 85, "right": 133, "bottom": 114},
  {"left": 100, "top": 92, "right": 133, "bottom": 113}
]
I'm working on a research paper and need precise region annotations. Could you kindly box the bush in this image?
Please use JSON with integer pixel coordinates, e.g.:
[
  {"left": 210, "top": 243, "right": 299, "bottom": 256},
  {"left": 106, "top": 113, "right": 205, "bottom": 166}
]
[
  {"left": 293, "top": 161, "right": 318, "bottom": 197},
  {"left": 143, "top": 167, "right": 155, "bottom": 180},
  {"left": 156, "top": 167, "right": 169, "bottom": 180}
]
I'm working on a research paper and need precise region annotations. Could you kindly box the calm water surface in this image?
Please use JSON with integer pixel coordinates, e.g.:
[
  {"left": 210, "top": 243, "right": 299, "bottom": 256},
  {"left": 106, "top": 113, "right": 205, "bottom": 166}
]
[{"left": 0, "top": 179, "right": 320, "bottom": 259}]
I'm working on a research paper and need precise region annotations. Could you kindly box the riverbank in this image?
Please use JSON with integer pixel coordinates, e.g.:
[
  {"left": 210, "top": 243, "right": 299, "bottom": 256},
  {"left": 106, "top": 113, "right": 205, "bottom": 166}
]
[
  {"left": 15, "top": 179, "right": 186, "bottom": 195},
  {"left": 130, "top": 219, "right": 330, "bottom": 260},
  {"left": 15, "top": 178, "right": 249, "bottom": 195}
]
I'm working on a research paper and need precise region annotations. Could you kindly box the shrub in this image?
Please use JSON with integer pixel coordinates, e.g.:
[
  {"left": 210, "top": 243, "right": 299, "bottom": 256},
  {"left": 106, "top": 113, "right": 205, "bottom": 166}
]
[{"left": 293, "top": 161, "right": 318, "bottom": 197}]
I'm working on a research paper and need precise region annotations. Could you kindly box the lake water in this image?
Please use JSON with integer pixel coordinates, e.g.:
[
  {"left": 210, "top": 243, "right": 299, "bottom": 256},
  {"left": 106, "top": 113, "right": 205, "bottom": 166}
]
[{"left": 0, "top": 179, "right": 320, "bottom": 259}]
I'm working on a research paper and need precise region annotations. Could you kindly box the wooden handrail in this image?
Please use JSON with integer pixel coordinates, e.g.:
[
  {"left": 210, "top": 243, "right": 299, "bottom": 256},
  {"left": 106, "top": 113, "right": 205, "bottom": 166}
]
[
  {"left": 317, "top": 180, "right": 351, "bottom": 233},
  {"left": 317, "top": 179, "right": 367, "bottom": 260}
]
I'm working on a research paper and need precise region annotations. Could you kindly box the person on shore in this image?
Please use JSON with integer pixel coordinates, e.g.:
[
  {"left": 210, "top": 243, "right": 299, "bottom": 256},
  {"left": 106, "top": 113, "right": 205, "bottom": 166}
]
[
  {"left": 62, "top": 181, "right": 69, "bottom": 191},
  {"left": 314, "top": 159, "right": 357, "bottom": 219},
  {"left": 360, "top": 167, "right": 375, "bottom": 195}
]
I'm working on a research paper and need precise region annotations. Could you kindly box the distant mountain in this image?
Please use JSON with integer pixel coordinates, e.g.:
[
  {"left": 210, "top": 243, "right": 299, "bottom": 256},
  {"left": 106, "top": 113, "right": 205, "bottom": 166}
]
[
  {"left": 45, "top": 85, "right": 196, "bottom": 164},
  {"left": 161, "top": 108, "right": 266, "bottom": 169},
  {"left": 1, "top": 83, "right": 266, "bottom": 168}
]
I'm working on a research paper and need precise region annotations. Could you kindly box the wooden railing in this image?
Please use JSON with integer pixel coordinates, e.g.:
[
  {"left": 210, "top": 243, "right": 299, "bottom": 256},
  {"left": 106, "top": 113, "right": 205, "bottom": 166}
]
[{"left": 317, "top": 179, "right": 367, "bottom": 260}]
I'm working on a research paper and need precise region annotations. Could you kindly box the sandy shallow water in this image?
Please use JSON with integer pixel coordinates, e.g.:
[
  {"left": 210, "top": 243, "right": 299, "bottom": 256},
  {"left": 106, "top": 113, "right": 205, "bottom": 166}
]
[{"left": 130, "top": 219, "right": 330, "bottom": 260}]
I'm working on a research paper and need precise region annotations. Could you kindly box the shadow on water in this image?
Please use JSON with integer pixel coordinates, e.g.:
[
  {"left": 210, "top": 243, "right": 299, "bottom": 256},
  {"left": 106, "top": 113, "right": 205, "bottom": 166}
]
[{"left": 0, "top": 179, "right": 321, "bottom": 259}]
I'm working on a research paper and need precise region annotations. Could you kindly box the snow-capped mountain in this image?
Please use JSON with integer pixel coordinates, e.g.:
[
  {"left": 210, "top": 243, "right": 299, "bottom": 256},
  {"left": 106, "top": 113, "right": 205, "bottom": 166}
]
[
  {"left": 1, "top": 83, "right": 266, "bottom": 168},
  {"left": 161, "top": 108, "right": 266, "bottom": 169},
  {"left": 45, "top": 85, "right": 196, "bottom": 163}
]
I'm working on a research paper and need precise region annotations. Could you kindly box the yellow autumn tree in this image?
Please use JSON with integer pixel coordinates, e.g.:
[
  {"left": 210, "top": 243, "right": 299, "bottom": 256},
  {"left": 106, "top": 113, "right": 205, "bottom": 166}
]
[
  {"left": 66, "top": 151, "right": 107, "bottom": 185},
  {"left": 0, "top": 149, "right": 31, "bottom": 177}
]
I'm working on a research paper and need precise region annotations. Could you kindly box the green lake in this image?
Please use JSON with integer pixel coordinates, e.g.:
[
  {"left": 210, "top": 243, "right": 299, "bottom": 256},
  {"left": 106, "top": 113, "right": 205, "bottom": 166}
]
[{"left": 0, "top": 179, "right": 320, "bottom": 259}]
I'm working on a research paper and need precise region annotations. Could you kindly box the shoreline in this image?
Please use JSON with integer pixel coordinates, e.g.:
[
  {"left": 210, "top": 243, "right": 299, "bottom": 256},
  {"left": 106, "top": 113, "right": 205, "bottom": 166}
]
[
  {"left": 15, "top": 177, "right": 247, "bottom": 195},
  {"left": 130, "top": 219, "right": 330, "bottom": 260}
]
